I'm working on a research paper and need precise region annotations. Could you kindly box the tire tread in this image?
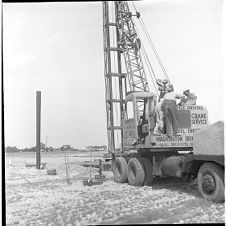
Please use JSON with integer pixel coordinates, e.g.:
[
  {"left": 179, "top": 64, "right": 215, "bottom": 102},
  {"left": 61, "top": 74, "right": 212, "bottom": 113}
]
[{"left": 198, "top": 162, "right": 224, "bottom": 203}]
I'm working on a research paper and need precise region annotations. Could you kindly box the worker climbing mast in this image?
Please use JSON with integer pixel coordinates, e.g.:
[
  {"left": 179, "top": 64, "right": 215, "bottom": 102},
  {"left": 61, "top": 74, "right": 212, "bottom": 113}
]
[{"left": 116, "top": 1, "right": 149, "bottom": 92}]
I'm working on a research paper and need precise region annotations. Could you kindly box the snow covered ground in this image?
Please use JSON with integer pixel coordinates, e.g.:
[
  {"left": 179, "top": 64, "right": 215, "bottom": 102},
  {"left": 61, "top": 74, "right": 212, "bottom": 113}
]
[{"left": 5, "top": 151, "right": 225, "bottom": 225}]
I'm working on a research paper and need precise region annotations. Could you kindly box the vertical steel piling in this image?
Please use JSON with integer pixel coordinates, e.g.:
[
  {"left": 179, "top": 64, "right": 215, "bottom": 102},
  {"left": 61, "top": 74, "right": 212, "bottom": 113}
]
[{"left": 36, "top": 91, "right": 41, "bottom": 169}]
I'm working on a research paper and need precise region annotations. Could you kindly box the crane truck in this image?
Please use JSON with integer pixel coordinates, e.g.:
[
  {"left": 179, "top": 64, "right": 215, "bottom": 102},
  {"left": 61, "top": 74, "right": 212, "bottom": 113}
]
[{"left": 102, "top": 1, "right": 224, "bottom": 203}]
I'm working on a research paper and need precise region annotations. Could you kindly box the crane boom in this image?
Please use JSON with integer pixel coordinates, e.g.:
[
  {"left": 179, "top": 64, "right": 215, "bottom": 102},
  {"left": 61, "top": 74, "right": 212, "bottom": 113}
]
[{"left": 116, "top": 1, "right": 149, "bottom": 92}]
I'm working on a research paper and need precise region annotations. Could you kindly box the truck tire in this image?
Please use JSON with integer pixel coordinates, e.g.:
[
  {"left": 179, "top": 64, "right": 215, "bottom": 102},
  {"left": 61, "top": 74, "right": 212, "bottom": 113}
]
[
  {"left": 127, "top": 157, "right": 145, "bottom": 186},
  {"left": 142, "top": 158, "right": 153, "bottom": 186},
  {"left": 113, "top": 157, "right": 128, "bottom": 183},
  {"left": 198, "top": 162, "right": 224, "bottom": 203}
]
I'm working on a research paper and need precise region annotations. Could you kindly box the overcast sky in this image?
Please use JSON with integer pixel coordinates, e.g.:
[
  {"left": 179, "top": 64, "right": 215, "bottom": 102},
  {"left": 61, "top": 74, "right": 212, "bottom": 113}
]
[{"left": 3, "top": 0, "right": 224, "bottom": 149}]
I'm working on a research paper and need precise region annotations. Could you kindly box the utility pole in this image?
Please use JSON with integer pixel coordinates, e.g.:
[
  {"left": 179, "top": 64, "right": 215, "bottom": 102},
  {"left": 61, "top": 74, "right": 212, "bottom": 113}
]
[{"left": 36, "top": 91, "right": 41, "bottom": 169}]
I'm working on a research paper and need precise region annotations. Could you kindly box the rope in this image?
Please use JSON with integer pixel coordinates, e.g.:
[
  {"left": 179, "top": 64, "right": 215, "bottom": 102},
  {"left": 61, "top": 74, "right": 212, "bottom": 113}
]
[{"left": 141, "top": 47, "right": 159, "bottom": 96}]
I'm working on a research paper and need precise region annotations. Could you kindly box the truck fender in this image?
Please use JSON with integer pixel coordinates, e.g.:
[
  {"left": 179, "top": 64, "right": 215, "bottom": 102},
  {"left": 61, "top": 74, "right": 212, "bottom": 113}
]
[{"left": 182, "top": 155, "right": 224, "bottom": 178}]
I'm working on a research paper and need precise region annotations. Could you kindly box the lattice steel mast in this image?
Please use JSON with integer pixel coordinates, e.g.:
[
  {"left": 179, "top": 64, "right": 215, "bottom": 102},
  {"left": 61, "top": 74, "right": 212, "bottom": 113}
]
[
  {"left": 103, "top": 1, "right": 149, "bottom": 153},
  {"left": 116, "top": 1, "right": 149, "bottom": 92}
]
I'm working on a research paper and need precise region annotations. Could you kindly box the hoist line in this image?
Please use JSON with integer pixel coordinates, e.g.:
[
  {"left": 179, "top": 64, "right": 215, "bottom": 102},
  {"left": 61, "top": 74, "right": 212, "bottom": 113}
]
[
  {"left": 132, "top": 16, "right": 159, "bottom": 95},
  {"left": 134, "top": 30, "right": 159, "bottom": 96},
  {"left": 129, "top": 2, "right": 159, "bottom": 91},
  {"left": 139, "top": 18, "right": 169, "bottom": 80},
  {"left": 141, "top": 47, "right": 159, "bottom": 96},
  {"left": 131, "top": 1, "right": 170, "bottom": 81},
  {"left": 131, "top": 1, "right": 167, "bottom": 77},
  {"left": 138, "top": 29, "right": 158, "bottom": 82}
]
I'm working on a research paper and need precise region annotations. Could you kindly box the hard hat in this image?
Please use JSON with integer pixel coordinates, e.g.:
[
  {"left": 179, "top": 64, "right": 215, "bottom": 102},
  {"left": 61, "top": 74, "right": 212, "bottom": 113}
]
[{"left": 183, "top": 89, "right": 190, "bottom": 94}]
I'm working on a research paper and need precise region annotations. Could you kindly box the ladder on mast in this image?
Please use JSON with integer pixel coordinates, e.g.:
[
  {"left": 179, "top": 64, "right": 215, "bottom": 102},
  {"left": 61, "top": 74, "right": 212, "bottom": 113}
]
[{"left": 103, "top": 1, "right": 150, "bottom": 155}]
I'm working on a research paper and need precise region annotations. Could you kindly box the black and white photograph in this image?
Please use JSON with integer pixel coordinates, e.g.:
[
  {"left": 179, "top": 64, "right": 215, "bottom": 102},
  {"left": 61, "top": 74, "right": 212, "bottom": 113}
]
[{"left": 3, "top": 0, "right": 225, "bottom": 225}]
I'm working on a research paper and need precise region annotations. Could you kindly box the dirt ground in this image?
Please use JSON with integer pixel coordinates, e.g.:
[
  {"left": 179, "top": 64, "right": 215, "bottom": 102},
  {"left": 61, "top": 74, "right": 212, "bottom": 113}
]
[{"left": 5, "top": 151, "right": 225, "bottom": 225}]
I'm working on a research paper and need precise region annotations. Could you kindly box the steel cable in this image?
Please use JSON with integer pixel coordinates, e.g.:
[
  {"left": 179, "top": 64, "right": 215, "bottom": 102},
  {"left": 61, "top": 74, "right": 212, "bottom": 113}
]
[{"left": 131, "top": 1, "right": 170, "bottom": 81}]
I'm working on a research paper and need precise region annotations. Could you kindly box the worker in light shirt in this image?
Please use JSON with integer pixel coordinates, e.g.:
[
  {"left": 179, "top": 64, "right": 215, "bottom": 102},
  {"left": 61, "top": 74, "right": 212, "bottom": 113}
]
[
  {"left": 162, "top": 85, "right": 183, "bottom": 137},
  {"left": 153, "top": 99, "right": 164, "bottom": 135}
]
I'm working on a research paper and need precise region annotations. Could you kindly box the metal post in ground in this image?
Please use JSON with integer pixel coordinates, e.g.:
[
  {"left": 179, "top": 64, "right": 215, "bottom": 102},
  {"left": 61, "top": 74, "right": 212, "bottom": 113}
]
[
  {"left": 89, "top": 148, "right": 93, "bottom": 181},
  {"left": 36, "top": 91, "right": 41, "bottom": 169},
  {"left": 63, "top": 146, "right": 71, "bottom": 184}
]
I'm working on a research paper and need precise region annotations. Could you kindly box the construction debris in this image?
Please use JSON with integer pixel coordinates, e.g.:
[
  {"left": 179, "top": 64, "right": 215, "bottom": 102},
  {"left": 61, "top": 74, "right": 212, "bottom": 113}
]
[
  {"left": 82, "top": 151, "right": 107, "bottom": 186},
  {"left": 80, "top": 160, "right": 112, "bottom": 171},
  {"left": 83, "top": 178, "right": 103, "bottom": 186},
  {"left": 25, "top": 162, "right": 47, "bottom": 169},
  {"left": 47, "top": 169, "right": 57, "bottom": 175}
]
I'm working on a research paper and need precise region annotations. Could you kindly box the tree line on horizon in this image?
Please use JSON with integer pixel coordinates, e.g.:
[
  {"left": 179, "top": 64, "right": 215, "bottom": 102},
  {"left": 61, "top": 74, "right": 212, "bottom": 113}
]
[{"left": 5, "top": 143, "right": 107, "bottom": 153}]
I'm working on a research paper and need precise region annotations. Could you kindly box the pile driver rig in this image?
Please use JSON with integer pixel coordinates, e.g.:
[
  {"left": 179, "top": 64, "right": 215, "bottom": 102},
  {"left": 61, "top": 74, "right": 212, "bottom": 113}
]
[{"left": 102, "top": 1, "right": 224, "bottom": 203}]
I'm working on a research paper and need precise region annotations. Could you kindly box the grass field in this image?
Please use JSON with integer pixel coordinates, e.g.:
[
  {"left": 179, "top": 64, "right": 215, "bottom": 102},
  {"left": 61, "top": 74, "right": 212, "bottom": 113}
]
[{"left": 5, "top": 151, "right": 225, "bottom": 225}]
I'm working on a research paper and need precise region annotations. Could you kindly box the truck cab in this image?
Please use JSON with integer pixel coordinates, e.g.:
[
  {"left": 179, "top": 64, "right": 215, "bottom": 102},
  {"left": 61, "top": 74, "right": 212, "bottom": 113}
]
[
  {"left": 122, "top": 91, "right": 209, "bottom": 151},
  {"left": 113, "top": 91, "right": 224, "bottom": 203}
]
